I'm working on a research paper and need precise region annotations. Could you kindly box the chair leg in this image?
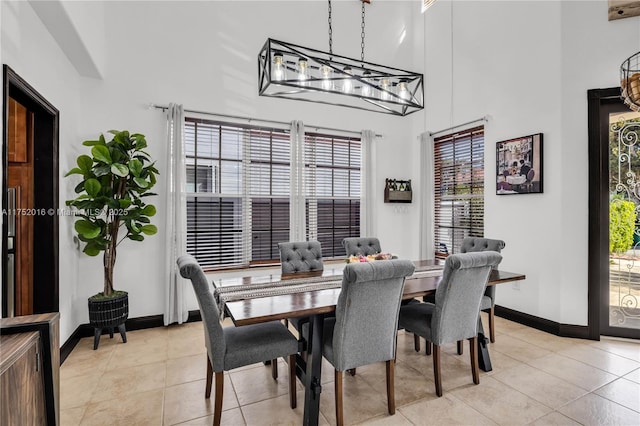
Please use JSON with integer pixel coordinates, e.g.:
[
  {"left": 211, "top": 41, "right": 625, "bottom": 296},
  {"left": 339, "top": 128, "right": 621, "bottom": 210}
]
[
  {"left": 413, "top": 334, "right": 421, "bottom": 352},
  {"left": 488, "top": 306, "right": 496, "bottom": 343},
  {"left": 214, "top": 371, "right": 224, "bottom": 426},
  {"left": 469, "top": 336, "right": 480, "bottom": 385},
  {"left": 433, "top": 344, "right": 442, "bottom": 397},
  {"left": 386, "top": 360, "right": 395, "bottom": 415},
  {"left": 425, "top": 341, "right": 432, "bottom": 356},
  {"left": 457, "top": 340, "right": 464, "bottom": 355},
  {"left": 288, "top": 354, "right": 297, "bottom": 409},
  {"left": 271, "top": 359, "right": 278, "bottom": 380},
  {"left": 205, "top": 355, "right": 213, "bottom": 398},
  {"left": 335, "top": 370, "right": 344, "bottom": 426}
]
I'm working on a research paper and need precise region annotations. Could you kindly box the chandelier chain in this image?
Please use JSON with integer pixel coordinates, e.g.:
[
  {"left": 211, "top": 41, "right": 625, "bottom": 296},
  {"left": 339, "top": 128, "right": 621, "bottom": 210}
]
[
  {"left": 361, "top": 1, "right": 366, "bottom": 62},
  {"left": 328, "top": 0, "right": 333, "bottom": 57}
]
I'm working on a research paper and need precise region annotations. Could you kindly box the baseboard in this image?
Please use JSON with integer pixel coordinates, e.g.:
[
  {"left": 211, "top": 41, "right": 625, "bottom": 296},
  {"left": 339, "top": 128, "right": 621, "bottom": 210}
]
[
  {"left": 61, "top": 306, "right": 591, "bottom": 363},
  {"left": 60, "top": 310, "right": 202, "bottom": 364},
  {"left": 495, "top": 305, "right": 591, "bottom": 339}
]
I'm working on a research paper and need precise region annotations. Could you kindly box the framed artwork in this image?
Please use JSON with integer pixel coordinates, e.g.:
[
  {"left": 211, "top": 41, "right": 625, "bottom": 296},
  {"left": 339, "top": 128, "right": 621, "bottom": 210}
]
[{"left": 496, "top": 133, "right": 543, "bottom": 195}]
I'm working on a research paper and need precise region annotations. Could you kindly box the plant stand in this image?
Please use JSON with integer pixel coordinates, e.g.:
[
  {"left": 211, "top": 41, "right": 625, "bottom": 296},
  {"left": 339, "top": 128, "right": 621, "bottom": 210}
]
[{"left": 88, "top": 292, "right": 129, "bottom": 350}]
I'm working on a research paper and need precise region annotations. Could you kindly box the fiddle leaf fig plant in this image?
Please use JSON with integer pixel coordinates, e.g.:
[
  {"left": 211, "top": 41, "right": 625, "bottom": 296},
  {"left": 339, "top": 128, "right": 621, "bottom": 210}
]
[{"left": 65, "top": 130, "right": 159, "bottom": 297}]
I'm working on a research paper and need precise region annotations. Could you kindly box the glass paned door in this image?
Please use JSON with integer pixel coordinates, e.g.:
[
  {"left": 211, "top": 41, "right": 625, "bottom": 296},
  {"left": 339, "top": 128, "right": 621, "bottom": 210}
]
[{"left": 607, "top": 111, "right": 640, "bottom": 335}]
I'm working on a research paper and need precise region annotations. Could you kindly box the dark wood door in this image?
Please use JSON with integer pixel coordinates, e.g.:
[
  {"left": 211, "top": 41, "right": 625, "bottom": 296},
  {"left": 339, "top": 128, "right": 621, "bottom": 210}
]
[{"left": 7, "top": 97, "right": 34, "bottom": 316}]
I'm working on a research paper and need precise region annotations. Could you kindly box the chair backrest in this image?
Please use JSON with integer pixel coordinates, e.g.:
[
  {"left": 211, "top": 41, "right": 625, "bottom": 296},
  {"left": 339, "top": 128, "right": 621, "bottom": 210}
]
[
  {"left": 342, "top": 237, "right": 382, "bottom": 257},
  {"left": 177, "top": 254, "right": 225, "bottom": 371},
  {"left": 527, "top": 169, "right": 535, "bottom": 182},
  {"left": 459, "top": 237, "right": 505, "bottom": 254},
  {"left": 431, "top": 252, "right": 502, "bottom": 345},
  {"left": 331, "top": 259, "right": 415, "bottom": 371},
  {"left": 278, "top": 241, "right": 324, "bottom": 274}
]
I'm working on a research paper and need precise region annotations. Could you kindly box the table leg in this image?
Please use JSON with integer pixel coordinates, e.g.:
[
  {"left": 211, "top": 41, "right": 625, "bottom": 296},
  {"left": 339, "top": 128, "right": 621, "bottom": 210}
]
[
  {"left": 476, "top": 315, "right": 492, "bottom": 372},
  {"left": 303, "top": 313, "right": 324, "bottom": 426}
]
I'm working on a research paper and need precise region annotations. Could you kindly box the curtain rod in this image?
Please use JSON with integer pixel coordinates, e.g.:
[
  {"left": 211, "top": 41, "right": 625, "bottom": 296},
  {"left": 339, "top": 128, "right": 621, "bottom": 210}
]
[
  {"left": 150, "top": 104, "right": 382, "bottom": 138},
  {"left": 429, "top": 115, "right": 489, "bottom": 137}
]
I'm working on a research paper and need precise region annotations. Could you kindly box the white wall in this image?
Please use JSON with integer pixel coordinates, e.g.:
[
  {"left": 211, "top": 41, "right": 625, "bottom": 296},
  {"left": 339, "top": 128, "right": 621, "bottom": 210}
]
[
  {"left": 3, "top": 0, "right": 424, "bottom": 342},
  {"left": 424, "top": 0, "right": 640, "bottom": 326}
]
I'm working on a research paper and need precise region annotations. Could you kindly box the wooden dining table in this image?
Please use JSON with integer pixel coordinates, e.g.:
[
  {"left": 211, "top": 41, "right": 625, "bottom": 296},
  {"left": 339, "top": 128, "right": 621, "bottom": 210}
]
[{"left": 218, "top": 260, "right": 526, "bottom": 426}]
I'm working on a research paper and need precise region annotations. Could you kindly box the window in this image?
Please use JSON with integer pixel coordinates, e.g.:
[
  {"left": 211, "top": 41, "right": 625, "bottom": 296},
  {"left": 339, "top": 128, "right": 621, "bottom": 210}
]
[
  {"left": 305, "top": 133, "right": 361, "bottom": 258},
  {"left": 185, "top": 118, "right": 361, "bottom": 269},
  {"left": 433, "top": 126, "right": 484, "bottom": 256}
]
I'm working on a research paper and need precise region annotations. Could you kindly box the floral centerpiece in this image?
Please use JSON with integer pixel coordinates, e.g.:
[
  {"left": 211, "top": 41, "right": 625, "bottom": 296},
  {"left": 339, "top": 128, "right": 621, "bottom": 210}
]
[{"left": 346, "top": 253, "right": 397, "bottom": 263}]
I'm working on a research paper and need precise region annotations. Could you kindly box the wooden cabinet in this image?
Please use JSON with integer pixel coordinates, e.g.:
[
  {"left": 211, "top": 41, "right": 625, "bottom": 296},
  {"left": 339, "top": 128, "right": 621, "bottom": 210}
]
[
  {"left": 0, "top": 332, "right": 46, "bottom": 425},
  {"left": 0, "top": 313, "right": 59, "bottom": 425}
]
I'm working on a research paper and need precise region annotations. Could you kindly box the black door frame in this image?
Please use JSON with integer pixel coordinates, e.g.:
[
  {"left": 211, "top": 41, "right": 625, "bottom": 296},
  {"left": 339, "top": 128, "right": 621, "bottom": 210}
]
[
  {"left": 2, "top": 65, "right": 59, "bottom": 316},
  {"left": 587, "top": 87, "right": 640, "bottom": 340}
]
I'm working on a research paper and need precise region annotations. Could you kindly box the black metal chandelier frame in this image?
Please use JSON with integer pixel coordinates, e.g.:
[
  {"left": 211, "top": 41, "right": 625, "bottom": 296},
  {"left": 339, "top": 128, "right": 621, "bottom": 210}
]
[{"left": 258, "top": 38, "right": 424, "bottom": 116}]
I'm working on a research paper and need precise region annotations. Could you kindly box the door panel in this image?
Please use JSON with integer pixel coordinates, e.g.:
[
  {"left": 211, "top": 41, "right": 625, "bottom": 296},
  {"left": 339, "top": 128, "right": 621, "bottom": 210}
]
[
  {"left": 606, "top": 109, "right": 640, "bottom": 336},
  {"left": 7, "top": 97, "right": 34, "bottom": 316}
]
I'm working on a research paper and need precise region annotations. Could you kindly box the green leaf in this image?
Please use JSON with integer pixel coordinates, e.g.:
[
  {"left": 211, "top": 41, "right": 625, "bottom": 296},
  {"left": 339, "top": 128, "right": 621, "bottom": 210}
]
[
  {"left": 82, "top": 139, "right": 104, "bottom": 147},
  {"left": 133, "top": 177, "right": 148, "bottom": 188},
  {"left": 119, "top": 199, "right": 132, "bottom": 209},
  {"left": 83, "top": 244, "right": 102, "bottom": 256},
  {"left": 77, "top": 155, "right": 93, "bottom": 173},
  {"left": 141, "top": 204, "right": 156, "bottom": 217},
  {"left": 111, "top": 163, "right": 129, "bottom": 177},
  {"left": 92, "top": 145, "right": 112, "bottom": 164},
  {"left": 135, "top": 135, "right": 147, "bottom": 150},
  {"left": 94, "top": 165, "right": 111, "bottom": 177},
  {"left": 128, "top": 220, "right": 140, "bottom": 234},
  {"left": 84, "top": 178, "right": 101, "bottom": 198},
  {"left": 140, "top": 224, "right": 157, "bottom": 235},
  {"left": 128, "top": 159, "right": 143, "bottom": 177},
  {"left": 74, "top": 220, "right": 101, "bottom": 239},
  {"left": 64, "top": 167, "right": 83, "bottom": 177},
  {"left": 74, "top": 181, "right": 86, "bottom": 194},
  {"left": 128, "top": 234, "right": 144, "bottom": 241}
]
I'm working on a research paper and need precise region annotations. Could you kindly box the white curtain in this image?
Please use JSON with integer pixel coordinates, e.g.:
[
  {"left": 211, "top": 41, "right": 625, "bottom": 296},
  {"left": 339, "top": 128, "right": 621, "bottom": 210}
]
[
  {"left": 289, "top": 120, "right": 306, "bottom": 241},
  {"left": 164, "top": 103, "right": 188, "bottom": 325},
  {"left": 360, "top": 130, "right": 376, "bottom": 237},
  {"left": 419, "top": 131, "right": 436, "bottom": 260}
]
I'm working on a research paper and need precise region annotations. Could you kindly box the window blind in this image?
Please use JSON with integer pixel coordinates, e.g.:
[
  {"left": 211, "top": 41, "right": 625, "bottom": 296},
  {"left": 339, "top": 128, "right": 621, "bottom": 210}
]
[
  {"left": 433, "top": 126, "right": 484, "bottom": 256},
  {"left": 185, "top": 118, "right": 361, "bottom": 268},
  {"left": 305, "top": 133, "right": 361, "bottom": 258}
]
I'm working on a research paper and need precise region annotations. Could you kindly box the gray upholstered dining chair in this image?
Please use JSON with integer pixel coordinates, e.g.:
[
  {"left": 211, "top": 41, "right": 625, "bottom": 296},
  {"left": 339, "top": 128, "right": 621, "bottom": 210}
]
[
  {"left": 278, "top": 240, "right": 324, "bottom": 277},
  {"left": 422, "top": 236, "right": 505, "bottom": 356},
  {"left": 398, "top": 251, "right": 502, "bottom": 397},
  {"left": 322, "top": 259, "right": 415, "bottom": 425},
  {"left": 177, "top": 255, "right": 299, "bottom": 426},
  {"left": 460, "top": 237, "right": 506, "bottom": 344},
  {"left": 342, "top": 237, "right": 382, "bottom": 257},
  {"left": 342, "top": 236, "right": 423, "bottom": 354},
  {"left": 277, "top": 240, "right": 324, "bottom": 333}
]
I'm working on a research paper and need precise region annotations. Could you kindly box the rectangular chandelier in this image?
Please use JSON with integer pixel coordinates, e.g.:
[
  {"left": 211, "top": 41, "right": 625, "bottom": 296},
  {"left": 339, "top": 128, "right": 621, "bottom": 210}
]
[{"left": 258, "top": 38, "right": 424, "bottom": 117}]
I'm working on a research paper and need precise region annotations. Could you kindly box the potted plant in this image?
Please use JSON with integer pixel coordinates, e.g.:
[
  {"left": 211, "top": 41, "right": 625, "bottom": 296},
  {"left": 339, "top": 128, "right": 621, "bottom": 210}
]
[{"left": 65, "top": 130, "right": 159, "bottom": 349}]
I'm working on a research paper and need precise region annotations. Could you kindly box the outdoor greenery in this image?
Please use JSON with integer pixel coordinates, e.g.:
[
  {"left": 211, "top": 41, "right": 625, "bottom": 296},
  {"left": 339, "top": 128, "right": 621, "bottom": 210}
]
[
  {"left": 610, "top": 196, "right": 637, "bottom": 254},
  {"left": 65, "top": 130, "right": 159, "bottom": 297}
]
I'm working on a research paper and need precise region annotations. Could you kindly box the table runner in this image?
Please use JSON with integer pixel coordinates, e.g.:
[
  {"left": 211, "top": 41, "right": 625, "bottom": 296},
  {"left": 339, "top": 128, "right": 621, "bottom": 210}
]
[{"left": 213, "top": 263, "right": 443, "bottom": 319}]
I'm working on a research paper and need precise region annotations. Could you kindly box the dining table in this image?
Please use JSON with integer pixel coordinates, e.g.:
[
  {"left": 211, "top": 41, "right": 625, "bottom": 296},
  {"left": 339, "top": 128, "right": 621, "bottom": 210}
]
[{"left": 214, "top": 260, "right": 526, "bottom": 426}]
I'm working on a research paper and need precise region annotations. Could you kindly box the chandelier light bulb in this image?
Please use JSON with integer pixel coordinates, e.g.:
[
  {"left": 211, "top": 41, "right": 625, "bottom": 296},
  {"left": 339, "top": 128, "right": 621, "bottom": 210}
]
[
  {"left": 320, "top": 64, "right": 333, "bottom": 91},
  {"left": 297, "top": 57, "right": 310, "bottom": 83},
  {"left": 380, "top": 77, "right": 391, "bottom": 101},
  {"left": 342, "top": 67, "right": 353, "bottom": 94},
  {"left": 398, "top": 79, "right": 410, "bottom": 102},
  {"left": 361, "top": 71, "right": 373, "bottom": 97},
  {"left": 272, "top": 52, "right": 286, "bottom": 81}
]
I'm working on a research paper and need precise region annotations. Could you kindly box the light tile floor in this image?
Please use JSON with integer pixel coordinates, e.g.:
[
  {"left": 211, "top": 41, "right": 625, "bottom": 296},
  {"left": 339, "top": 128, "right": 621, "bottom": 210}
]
[{"left": 60, "top": 315, "right": 640, "bottom": 425}]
